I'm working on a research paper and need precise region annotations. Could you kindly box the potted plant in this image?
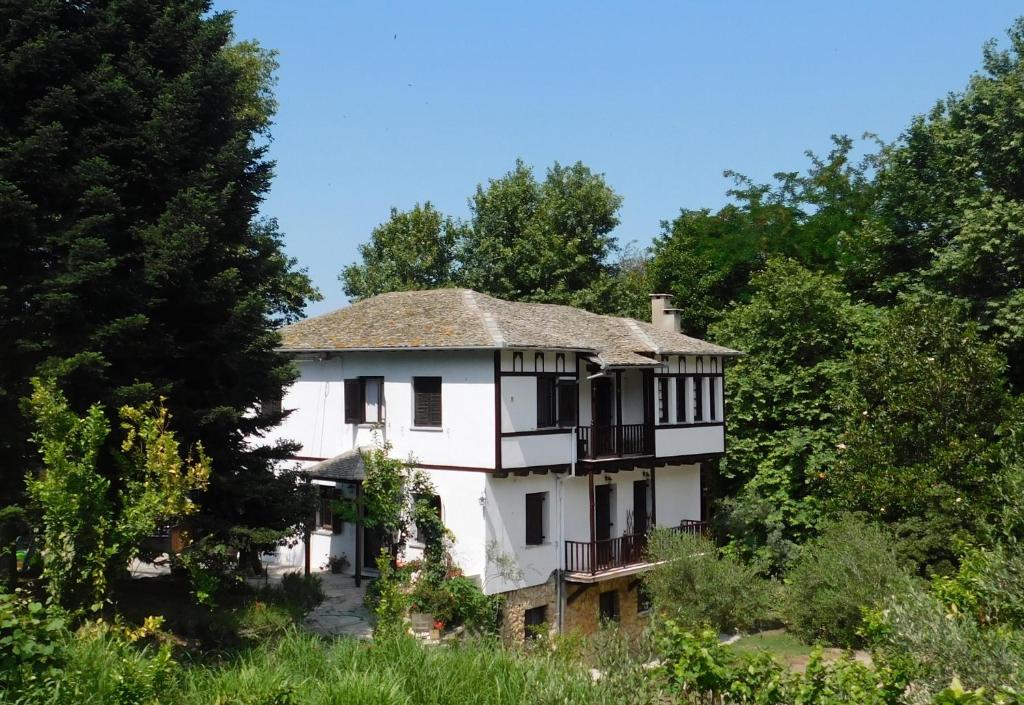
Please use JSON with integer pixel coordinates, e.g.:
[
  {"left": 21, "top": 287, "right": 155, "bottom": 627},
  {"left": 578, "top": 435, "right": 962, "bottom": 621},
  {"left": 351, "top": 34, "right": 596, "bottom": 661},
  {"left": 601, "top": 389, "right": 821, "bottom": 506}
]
[{"left": 328, "top": 553, "right": 350, "bottom": 574}]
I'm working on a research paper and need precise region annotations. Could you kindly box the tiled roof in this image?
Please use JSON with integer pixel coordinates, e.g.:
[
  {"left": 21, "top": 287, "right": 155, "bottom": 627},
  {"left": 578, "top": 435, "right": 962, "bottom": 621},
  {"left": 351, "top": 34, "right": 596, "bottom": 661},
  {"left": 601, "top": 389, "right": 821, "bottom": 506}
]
[
  {"left": 280, "top": 289, "right": 739, "bottom": 366},
  {"left": 304, "top": 449, "right": 366, "bottom": 481}
]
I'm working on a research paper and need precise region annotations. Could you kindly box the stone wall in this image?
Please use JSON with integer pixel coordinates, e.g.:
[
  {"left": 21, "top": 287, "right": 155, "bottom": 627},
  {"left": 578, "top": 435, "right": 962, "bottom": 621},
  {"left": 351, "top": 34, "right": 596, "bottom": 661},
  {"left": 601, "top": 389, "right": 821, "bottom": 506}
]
[
  {"left": 499, "top": 573, "right": 558, "bottom": 642},
  {"left": 500, "top": 572, "right": 650, "bottom": 642},
  {"left": 563, "top": 574, "right": 649, "bottom": 636}
]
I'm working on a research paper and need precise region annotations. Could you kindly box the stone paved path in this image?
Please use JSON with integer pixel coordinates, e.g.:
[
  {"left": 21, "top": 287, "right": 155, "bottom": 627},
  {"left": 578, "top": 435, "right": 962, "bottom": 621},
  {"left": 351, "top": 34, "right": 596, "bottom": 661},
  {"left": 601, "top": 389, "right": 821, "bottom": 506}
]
[{"left": 302, "top": 571, "right": 374, "bottom": 639}]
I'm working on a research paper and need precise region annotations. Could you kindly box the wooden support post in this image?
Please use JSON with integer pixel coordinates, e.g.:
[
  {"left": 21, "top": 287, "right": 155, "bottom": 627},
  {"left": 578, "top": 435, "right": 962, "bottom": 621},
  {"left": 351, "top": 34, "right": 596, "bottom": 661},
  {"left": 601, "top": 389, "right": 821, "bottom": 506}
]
[
  {"left": 588, "top": 468, "right": 596, "bottom": 575},
  {"left": 614, "top": 370, "right": 623, "bottom": 455},
  {"left": 355, "top": 481, "right": 364, "bottom": 588}
]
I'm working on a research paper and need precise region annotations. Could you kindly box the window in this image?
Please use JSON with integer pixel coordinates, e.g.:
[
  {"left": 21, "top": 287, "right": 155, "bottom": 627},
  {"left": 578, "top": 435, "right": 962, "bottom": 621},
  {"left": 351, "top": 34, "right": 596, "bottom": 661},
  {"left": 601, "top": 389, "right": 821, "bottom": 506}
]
[
  {"left": 316, "top": 486, "right": 342, "bottom": 534},
  {"left": 537, "top": 377, "right": 556, "bottom": 428},
  {"left": 524, "top": 605, "right": 547, "bottom": 639},
  {"left": 538, "top": 378, "right": 577, "bottom": 428},
  {"left": 414, "top": 494, "right": 442, "bottom": 543},
  {"left": 675, "top": 377, "right": 687, "bottom": 423},
  {"left": 709, "top": 378, "right": 717, "bottom": 421},
  {"left": 637, "top": 584, "right": 652, "bottom": 614},
  {"left": 413, "top": 377, "right": 442, "bottom": 427},
  {"left": 693, "top": 377, "right": 704, "bottom": 422},
  {"left": 599, "top": 590, "right": 620, "bottom": 623},
  {"left": 512, "top": 352, "right": 524, "bottom": 372},
  {"left": 261, "top": 389, "right": 283, "bottom": 419},
  {"left": 344, "top": 377, "right": 383, "bottom": 424},
  {"left": 557, "top": 380, "right": 577, "bottom": 427},
  {"left": 525, "top": 492, "right": 547, "bottom": 545},
  {"left": 657, "top": 377, "right": 669, "bottom": 423},
  {"left": 535, "top": 352, "right": 545, "bottom": 372}
]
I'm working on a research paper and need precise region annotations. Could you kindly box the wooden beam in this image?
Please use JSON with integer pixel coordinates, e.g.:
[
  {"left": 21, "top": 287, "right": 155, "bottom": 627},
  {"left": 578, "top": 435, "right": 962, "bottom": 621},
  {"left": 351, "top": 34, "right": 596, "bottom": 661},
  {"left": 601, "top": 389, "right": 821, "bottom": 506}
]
[{"left": 355, "top": 482, "right": 364, "bottom": 588}]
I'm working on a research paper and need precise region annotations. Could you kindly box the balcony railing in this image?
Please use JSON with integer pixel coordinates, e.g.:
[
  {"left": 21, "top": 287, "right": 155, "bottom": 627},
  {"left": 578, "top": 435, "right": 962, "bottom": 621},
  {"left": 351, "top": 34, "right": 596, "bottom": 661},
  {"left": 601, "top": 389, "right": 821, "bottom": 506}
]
[
  {"left": 576, "top": 423, "right": 651, "bottom": 460},
  {"left": 563, "top": 520, "right": 709, "bottom": 575}
]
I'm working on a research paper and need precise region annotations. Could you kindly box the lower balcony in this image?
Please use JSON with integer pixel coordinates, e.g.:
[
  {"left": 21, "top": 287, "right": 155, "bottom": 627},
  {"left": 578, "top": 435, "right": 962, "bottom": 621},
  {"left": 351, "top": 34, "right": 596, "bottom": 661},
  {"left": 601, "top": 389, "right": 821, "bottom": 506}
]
[{"left": 563, "top": 520, "right": 709, "bottom": 579}]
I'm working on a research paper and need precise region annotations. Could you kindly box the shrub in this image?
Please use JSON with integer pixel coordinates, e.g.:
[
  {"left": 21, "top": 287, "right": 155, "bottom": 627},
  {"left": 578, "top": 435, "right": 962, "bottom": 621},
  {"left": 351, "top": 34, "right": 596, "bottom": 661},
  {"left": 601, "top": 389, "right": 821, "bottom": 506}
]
[
  {"left": 0, "top": 592, "right": 66, "bottom": 692},
  {"left": 784, "top": 516, "right": 914, "bottom": 647},
  {"left": 645, "top": 529, "right": 778, "bottom": 633},
  {"left": 412, "top": 575, "right": 502, "bottom": 635},
  {"left": 865, "top": 587, "right": 1024, "bottom": 700},
  {"left": 277, "top": 572, "right": 324, "bottom": 618},
  {"left": 932, "top": 543, "right": 1024, "bottom": 629}
]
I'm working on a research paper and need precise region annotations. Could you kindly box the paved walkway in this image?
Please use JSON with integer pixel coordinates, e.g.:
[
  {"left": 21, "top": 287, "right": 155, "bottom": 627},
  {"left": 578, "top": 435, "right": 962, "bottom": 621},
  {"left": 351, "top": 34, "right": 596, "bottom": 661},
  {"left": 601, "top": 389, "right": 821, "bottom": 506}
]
[{"left": 256, "top": 565, "right": 374, "bottom": 639}]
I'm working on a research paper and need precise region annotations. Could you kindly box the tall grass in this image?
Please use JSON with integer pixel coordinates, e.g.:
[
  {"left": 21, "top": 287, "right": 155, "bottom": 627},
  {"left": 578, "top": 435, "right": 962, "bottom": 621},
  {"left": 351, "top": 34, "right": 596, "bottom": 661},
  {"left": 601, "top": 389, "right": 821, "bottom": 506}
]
[{"left": 177, "top": 631, "right": 607, "bottom": 705}]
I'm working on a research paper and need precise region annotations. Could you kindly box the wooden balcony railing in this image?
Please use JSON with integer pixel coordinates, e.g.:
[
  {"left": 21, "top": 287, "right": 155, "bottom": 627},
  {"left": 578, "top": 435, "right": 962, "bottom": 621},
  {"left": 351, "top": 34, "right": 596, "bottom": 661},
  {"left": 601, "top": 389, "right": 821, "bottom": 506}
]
[
  {"left": 564, "top": 520, "right": 709, "bottom": 575},
  {"left": 576, "top": 423, "right": 651, "bottom": 459}
]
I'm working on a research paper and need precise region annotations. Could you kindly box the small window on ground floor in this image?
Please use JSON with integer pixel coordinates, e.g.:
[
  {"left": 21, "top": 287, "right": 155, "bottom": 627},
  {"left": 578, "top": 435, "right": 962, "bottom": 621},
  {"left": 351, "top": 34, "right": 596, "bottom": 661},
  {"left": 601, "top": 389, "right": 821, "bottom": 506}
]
[
  {"left": 524, "top": 605, "right": 547, "bottom": 639},
  {"left": 316, "top": 486, "right": 342, "bottom": 534},
  {"left": 599, "top": 589, "right": 620, "bottom": 623},
  {"left": 637, "top": 583, "right": 652, "bottom": 614}
]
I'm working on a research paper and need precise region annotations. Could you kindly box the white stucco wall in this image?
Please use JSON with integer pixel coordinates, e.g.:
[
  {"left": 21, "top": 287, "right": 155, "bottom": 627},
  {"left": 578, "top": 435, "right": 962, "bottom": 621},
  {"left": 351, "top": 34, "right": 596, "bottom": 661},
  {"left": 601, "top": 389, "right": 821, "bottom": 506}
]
[{"left": 266, "top": 350, "right": 496, "bottom": 468}]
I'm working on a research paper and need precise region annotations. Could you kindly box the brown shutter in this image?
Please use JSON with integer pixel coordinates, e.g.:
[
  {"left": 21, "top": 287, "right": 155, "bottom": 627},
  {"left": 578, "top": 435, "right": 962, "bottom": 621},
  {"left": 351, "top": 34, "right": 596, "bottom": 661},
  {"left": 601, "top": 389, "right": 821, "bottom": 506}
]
[
  {"left": 536, "top": 377, "right": 555, "bottom": 428},
  {"left": 693, "top": 377, "right": 704, "bottom": 422},
  {"left": 344, "top": 379, "right": 364, "bottom": 424},
  {"left": 676, "top": 377, "right": 686, "bottom": 422},
  {"left": 414, "top": 377, "right": 442, "bottom": 427}
]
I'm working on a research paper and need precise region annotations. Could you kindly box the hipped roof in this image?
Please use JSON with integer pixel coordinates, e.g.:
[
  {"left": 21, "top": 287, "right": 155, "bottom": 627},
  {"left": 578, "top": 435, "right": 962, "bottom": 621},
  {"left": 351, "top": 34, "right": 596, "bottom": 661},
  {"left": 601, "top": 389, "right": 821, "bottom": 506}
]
[{"left": 280, "top": 289, "right": 739, "bottom": 367}]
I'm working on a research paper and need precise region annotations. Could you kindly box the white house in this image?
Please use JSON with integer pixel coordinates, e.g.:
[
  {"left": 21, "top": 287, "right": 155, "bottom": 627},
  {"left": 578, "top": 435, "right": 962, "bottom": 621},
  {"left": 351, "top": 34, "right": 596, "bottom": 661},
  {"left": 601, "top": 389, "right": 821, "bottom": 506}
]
[{"left": 264, "top": 289, "right": 739, "bottom": 638}]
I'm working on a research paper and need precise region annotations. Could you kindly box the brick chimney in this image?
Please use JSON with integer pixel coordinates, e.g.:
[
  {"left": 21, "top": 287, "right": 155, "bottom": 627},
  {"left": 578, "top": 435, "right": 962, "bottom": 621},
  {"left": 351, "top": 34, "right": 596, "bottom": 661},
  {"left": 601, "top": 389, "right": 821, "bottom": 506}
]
[{"left": 650, "top": 293, "right": 681, "bottom": 333}]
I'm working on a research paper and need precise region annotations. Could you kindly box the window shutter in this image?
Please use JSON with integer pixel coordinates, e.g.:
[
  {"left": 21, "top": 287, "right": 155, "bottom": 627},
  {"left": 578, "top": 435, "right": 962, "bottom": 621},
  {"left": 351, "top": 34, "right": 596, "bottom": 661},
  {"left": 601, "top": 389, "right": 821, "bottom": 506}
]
[
  {"left": 525, "top": 492, "right": 545, "bottom": 545},
  {"left": 414, "top": 377, "right": 442, "bottom": 427},
  {"left": 693, "top": 377, "right": 704, "bottom": 422},
  {"left": 344, "top": 379, "right": 364, "bottom": 424}
]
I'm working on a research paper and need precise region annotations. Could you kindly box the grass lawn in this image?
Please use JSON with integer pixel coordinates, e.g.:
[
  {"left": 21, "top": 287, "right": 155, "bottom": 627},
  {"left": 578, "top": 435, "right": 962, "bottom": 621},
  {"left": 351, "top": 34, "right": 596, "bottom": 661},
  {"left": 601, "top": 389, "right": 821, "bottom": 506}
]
[{"left": 729, "top": 629, "right": 814, "bottom": 668}]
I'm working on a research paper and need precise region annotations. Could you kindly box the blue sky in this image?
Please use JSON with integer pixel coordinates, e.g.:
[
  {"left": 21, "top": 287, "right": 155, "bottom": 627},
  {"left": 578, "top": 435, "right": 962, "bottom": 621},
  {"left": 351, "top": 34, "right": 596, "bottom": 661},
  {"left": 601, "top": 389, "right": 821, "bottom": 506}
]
[{"left": 216, "top": 1, "right": 1023, "bottom": 316}]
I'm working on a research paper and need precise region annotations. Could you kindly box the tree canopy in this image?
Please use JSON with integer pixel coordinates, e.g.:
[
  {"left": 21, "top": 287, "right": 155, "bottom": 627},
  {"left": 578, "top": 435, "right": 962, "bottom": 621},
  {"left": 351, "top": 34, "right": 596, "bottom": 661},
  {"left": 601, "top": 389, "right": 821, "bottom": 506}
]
[{"left": 0, "top": 0, "right": 318, "bottom": 551}]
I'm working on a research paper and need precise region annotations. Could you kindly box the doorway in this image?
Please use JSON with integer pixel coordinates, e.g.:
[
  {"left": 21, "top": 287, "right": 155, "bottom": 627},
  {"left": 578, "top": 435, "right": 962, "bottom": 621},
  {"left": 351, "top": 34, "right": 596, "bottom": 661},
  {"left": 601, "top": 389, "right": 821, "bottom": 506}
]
[
  {"left": 594, "top": 483, "right": 614, "bottom": 568},
  {"left": 591, "top": 376, "right": 614, "bottom": 456}
]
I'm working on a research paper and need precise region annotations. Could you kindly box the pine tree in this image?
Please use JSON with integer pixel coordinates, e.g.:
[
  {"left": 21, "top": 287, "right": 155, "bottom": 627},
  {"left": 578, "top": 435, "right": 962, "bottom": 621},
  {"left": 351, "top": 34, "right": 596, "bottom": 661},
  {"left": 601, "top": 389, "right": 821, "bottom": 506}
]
[{"left": 0, "top": 0, "right": 318, "bottom": 558}]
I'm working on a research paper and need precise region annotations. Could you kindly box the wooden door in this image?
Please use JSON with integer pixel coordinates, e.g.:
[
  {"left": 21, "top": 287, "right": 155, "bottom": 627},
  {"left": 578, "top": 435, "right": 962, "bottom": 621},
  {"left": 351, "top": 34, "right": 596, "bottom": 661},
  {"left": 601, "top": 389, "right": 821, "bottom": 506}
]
[
  {"left": 594, "top": 484, "right": 613, "bottom": 568},
  {"left": 591, "top": 377, "right": 614, "bottom": 456}
]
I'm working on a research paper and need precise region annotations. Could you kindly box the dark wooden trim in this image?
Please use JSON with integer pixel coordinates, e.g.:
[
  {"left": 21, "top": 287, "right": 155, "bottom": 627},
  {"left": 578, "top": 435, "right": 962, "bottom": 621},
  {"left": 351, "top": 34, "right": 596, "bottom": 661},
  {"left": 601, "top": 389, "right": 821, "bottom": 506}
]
[
  {"left": 291, "top": 455, "right": 328, "bottom": 462},
  {"left": 652, "top": 452, "right": 725, "bottom": 467},
  {"left": 501, "top": 428, "right": 573, "bottom": 437},
  {"left": 492, "top": 463, "right": 570, "bottom": 477},
  {"left": 653, "top": 372, "right": 724, "bottom": 379},
  {"left": 650, "top": 466, "right": 657, "bottom": 526},
  {"left": 415, "top": 463, "right": 496, "bottom": 473},
  {"left": 499, "top": 370, "right": 577, "bottom": 378},
  {"left": 494, "top": 351, "right": 502, "bottom": 477},
  {"left": 578, "top": 455, "right": 655, "bottom": 474},
  {"left": 354, "top": 482, "right": 364, "bottom": 587},
  {"left": 614, "top": 370, "right": 623, "bottom": 454},
  {"left": 654, "top": 421, "right": 726, "bottom": 430},
  {"left": 588, "top": 469, "right": 596, "bottom": 576}
]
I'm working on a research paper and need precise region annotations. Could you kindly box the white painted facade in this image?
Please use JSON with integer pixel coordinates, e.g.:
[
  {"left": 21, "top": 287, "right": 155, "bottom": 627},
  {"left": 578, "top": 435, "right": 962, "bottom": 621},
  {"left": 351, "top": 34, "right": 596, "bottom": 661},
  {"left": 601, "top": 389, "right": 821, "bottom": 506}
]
[{"left": 266, "top": 344, "right": 726, "bottom": 602}]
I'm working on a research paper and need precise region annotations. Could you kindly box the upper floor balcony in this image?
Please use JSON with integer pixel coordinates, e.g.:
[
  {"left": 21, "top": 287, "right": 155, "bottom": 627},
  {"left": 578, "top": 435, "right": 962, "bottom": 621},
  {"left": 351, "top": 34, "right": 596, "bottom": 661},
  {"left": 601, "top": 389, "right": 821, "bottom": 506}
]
[{"left": 563, "top": 520, "right": 709, "bottom": 580}]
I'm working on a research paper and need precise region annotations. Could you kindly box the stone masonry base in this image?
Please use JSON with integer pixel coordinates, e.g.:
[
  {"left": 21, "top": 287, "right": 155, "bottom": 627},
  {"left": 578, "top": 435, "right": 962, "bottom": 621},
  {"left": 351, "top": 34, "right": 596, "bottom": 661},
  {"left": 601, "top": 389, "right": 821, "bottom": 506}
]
[{"left": 499, "top": 572, "right": 649, "bottom": 643}]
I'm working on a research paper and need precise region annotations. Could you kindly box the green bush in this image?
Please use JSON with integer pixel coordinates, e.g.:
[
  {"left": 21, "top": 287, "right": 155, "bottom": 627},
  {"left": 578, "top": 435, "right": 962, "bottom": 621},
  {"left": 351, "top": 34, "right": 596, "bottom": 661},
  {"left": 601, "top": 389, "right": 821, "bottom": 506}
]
[
  {"left": 645, "top": 529, "right": 779, "bottom": 633},
  {"left": 932, "top": 543, "right": 1024, "bottom": 629},
  {"left": 411, "top": 575, "right": 502, "bottom": 635},
  {"left": 654, "top": 620, "right": 908, "bottom": 705},
  {"left": 277, "top": 572, "right": 324, "bottom": 617},
  {"left": 0, "top": 592, "right": 66, "bottom": 692},
  {"left": 784, "top": 516, "right": 914, "bottom": 647},
  {"left": 865, "top": 587, "right": 1024, "bottom": 699}
]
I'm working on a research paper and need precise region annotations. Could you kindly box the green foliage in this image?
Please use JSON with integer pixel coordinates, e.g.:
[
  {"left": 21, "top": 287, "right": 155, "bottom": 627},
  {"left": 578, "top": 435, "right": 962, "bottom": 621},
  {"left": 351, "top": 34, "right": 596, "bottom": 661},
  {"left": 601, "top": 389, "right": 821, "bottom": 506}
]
[
  {"left": 0, "top": 0, "right": 318, "bottom": 554},
  {"left": 865, "top": 587, "right": 1024, "bottom": 700},
  {"left": 341, "top": 203, "right": 466, "bottom": 300},
  {"left": 644, "top": 529, "right": 778, "bottom": 633},
  {"left": 371, "top": 551, "right": 409, "bottom": 639},
  {"left": 27, "top": 378, "right": 210, "bottom": 613},
  {"left": 784, "top": 516, "right": 914, "bottom": 647},
  {"left": 648, "top": 136, "right": 876, "bottom": 337},
  {"left": 175, "top": 536, "right": 241, "bottom": 608},
  {"left": 840, "top": 20, "right": 1024, "bottom": 389},
  {"left": 711, "top": 258, "right": 874, "bottom": 569},
  {"left": 341, "top": 159, "right": 624, "bottom": 313},
  {"left": 655, "top": 621, "right": 907, "bottom": 705},
  {"left": 0, "top": 592, "right": 66, "bottom": 693},
  {"left": 932, "top": 543, "right": 1024, "bottom": 630},
  {"left": 411, "top": 575, "right": 502, "bottom": 635},
  {"left": 830, "top": 301, "right": 1014, "bottom": 573}
]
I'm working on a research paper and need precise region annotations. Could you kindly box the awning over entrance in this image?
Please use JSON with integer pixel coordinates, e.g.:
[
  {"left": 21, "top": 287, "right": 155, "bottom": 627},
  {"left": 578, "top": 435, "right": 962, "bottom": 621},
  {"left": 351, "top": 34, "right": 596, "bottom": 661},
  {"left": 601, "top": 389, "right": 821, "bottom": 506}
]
[{"left": 303, "top": 448, "right": 368, "bottom": 482}]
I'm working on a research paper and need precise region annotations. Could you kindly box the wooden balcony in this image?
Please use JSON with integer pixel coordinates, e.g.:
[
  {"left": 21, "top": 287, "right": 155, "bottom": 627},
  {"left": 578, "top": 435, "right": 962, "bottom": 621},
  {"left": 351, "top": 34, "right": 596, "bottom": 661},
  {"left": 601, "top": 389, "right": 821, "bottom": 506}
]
[
  {"left": 563, "top": 520, "right": 709, "bottom": 576},
  {"left": 576, "top": 423, "right": 651, "bottom": 460}
]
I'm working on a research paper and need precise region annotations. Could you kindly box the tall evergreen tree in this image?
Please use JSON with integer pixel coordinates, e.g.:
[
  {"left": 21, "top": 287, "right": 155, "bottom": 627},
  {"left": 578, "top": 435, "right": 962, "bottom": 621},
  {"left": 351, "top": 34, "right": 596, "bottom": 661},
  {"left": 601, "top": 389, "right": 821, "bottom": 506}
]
[{"left": 0, "top": 1, "right": 318, "bottom": 554}]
